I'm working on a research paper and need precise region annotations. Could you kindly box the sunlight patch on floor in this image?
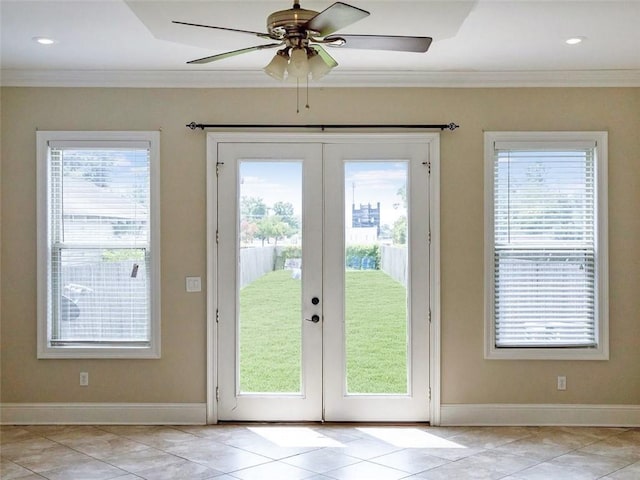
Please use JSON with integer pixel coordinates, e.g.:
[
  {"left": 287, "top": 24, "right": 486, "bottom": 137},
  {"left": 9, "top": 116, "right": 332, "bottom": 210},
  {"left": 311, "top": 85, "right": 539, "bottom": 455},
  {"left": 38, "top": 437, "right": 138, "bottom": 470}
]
[
  {"left": 357, "top": 427, "right": 467, "bottom": 448},
  {"left": 248, "top": 426, "right": 345, "bottom": 447}
]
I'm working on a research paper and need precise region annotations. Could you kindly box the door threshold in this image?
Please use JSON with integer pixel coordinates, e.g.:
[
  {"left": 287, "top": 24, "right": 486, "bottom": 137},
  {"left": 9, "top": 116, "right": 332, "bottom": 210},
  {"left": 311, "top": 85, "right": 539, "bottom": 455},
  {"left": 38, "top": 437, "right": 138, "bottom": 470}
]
[{"left": 216, "top": 420, "right": 431, "bottom": 426}]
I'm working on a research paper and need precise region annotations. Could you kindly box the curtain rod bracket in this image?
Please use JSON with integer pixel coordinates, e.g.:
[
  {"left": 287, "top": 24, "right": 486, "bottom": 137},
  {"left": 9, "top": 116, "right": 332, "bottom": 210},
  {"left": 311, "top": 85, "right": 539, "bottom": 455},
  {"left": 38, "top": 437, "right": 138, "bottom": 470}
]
[{"left": 186, "top": 122, "right": 459, "bottom": 131}]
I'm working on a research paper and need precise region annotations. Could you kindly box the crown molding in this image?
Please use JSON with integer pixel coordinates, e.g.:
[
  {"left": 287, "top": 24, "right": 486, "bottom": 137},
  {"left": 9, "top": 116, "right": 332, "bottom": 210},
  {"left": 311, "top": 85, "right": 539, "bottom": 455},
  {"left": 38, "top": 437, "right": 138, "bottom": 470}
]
[{"left": 2, "top": 69, "right": 640, "bottom": 88}]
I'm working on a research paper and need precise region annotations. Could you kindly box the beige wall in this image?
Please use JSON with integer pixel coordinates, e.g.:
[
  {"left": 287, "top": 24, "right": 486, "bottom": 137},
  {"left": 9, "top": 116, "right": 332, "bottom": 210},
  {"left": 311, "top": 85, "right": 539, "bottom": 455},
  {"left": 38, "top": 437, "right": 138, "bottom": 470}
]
[{"left": 1, "top": 86, "right": 639, "bottom": 405}]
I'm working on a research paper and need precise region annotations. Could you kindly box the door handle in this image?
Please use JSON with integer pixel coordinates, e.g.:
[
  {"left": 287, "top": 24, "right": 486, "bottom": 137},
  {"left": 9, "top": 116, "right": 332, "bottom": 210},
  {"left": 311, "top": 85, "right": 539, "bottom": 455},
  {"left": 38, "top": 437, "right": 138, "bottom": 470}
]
[{"left": 306, "top": 314, "right": 320, "bottom": 323}]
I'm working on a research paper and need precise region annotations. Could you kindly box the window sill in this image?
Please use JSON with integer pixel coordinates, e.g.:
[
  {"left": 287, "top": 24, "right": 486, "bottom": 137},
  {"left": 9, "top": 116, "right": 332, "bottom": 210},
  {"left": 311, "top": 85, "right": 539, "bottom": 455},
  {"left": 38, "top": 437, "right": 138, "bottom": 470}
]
[
  {"left": 485, "top": 345, "right": 608, "bottom": 361},
  {"left": 37, "top": 345, "right": 161, "bottom": 359}
]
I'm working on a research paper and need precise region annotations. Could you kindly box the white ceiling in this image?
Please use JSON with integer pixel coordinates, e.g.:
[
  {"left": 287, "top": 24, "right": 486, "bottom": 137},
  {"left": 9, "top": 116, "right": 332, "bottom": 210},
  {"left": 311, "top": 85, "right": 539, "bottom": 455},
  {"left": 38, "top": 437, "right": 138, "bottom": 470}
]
[{"left": 2, "top": 0, "right": 639, "bottom": 87}]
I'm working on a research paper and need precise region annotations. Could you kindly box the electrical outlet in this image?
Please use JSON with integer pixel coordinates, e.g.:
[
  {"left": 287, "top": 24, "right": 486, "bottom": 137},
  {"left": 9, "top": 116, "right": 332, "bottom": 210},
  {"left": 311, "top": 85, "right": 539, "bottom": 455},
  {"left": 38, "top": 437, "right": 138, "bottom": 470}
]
[
  {"left": 80, "top": 372, "right": 89, "bottom": 387},
  {"left": 557, "top": 375, "right": 567, "bottom": 391}
]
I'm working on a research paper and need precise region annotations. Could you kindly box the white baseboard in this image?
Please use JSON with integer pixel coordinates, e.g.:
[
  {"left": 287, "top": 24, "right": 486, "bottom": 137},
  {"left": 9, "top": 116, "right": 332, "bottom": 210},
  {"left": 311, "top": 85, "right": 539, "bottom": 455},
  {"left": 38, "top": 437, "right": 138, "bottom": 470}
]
[
  {"left": 4, "top": 402, "right": 638, "bottom": 427},
  {"left": 0, "top": 403, "right": 207, "bottom": 425},
  {"left": 440, "top": 404, "right": 640, "bottom": 427}
]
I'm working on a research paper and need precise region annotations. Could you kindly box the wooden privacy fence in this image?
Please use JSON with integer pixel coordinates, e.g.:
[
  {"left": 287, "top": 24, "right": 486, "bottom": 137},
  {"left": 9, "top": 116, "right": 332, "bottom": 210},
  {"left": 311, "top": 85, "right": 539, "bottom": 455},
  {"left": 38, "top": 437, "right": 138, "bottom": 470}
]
[
  {"left": 58, "top": 260, "right": 148, "bottom": 340},
  {"left": 240, "top": 246, "right": 277, "bottom": 288},
  {"left": 240, "top": 245, "right": 408, "bottom": 289},
  {"left": 380, "top": 245, "right": 407, "bottom": 287}
]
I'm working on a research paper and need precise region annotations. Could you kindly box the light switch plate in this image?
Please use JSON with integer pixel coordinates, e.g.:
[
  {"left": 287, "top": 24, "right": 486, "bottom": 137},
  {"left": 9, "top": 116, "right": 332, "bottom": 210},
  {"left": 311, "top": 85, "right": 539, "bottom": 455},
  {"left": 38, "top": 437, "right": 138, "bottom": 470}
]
[{"left": 186, "top": 276, "right": 202, "bottom": 292}]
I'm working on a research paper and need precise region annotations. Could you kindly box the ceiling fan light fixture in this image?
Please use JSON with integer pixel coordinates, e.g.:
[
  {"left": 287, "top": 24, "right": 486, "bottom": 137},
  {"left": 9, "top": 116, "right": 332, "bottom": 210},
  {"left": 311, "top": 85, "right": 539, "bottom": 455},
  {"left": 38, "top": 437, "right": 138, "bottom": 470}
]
[
  {"left": 287, "top": 47, "right": 310, "bottom": 78},
  {"left": 264, "top": 49, "right": 289, "bottom": 80},
  {"left": 308, "top": 51, "right": 334, "bottom": 80},
  {"left": 176, "top": 1, "right": 432, "bottom": 85}
]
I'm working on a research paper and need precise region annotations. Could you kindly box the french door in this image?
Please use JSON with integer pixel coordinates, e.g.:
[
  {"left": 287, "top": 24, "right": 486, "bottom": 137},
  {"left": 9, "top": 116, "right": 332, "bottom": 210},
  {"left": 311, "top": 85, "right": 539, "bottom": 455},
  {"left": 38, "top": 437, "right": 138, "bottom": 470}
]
[{"left": 212, "top": 134, "right": 433, "bottom": 422}]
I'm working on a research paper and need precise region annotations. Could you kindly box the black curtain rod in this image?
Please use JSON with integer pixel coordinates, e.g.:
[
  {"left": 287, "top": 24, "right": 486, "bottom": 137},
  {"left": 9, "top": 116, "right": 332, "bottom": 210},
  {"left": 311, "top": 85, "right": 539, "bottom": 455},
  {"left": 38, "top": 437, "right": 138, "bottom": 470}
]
[{"left": 186, "top": 122, "right": 459, "bottom": 131}]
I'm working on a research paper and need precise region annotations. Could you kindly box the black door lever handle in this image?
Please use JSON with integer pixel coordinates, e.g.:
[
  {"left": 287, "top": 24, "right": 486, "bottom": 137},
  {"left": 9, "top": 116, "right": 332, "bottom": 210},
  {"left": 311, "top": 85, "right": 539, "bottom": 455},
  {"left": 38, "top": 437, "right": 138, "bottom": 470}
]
[{"left": 306, "top": 314, "right": 320, "bottom": 323}]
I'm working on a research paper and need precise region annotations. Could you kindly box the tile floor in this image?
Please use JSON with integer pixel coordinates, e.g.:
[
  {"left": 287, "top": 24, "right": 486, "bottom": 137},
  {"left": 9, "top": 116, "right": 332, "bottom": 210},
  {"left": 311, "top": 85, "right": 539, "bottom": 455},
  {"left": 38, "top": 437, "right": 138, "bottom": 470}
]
[{"left": 1, "top": 424, "right": 640, "bottom": 479}]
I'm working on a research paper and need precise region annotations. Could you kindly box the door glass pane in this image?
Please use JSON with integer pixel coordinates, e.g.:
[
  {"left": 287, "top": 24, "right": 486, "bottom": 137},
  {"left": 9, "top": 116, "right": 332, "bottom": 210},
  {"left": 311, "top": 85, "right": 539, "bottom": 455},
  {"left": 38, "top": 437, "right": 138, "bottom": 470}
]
[
  {"left": 344, "top": 162, "right": 409, "bottom": 394},
  {"left": 238, "top": 161, "right": 303, "bottom": 393}
]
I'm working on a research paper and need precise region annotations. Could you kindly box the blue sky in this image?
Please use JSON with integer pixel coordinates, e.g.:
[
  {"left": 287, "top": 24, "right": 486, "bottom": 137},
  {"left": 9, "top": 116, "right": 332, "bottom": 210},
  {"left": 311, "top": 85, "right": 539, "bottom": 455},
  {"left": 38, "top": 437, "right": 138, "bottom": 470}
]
[{"left": 240, "top": 161, "right": 407, "bottom": 226}]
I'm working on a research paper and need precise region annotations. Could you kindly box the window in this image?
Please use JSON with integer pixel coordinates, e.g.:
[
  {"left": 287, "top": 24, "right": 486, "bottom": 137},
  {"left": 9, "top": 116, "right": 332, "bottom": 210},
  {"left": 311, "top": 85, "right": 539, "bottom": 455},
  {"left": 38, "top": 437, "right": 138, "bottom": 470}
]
[
  {"left": 37, "top": 131, "right": 160, "bottom": 358},
  {"left": 484, "top": 132, "right": 608, "bottom": 360}
]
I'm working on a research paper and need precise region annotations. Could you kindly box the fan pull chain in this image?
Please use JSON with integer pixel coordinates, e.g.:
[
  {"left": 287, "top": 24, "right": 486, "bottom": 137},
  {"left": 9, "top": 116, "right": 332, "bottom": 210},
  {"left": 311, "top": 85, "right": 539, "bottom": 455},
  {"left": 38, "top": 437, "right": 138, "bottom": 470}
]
[{"left": 295, "top": 77, "right": 310, "bottom": 114}]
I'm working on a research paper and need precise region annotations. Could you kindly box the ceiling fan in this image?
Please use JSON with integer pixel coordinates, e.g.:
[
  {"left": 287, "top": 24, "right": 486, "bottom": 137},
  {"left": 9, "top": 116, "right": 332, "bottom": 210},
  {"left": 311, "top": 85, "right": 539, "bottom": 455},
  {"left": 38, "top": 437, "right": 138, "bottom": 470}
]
[{"left": 173, "top": 0, "right": 432, "bottom": 81}]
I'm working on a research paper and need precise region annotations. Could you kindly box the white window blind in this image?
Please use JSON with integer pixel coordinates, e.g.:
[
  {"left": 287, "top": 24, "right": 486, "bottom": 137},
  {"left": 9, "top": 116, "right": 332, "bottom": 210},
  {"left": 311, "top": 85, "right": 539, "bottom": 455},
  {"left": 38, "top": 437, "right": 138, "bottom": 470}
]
[
  {"left": 47, "top": 141, "right": 152, "bottom": 347},
  {"left": 38, "top": 131, "right": 160, "bottom": 358},
  {"left": 492, "top": 142, "right": 598, "bottom": 348}
]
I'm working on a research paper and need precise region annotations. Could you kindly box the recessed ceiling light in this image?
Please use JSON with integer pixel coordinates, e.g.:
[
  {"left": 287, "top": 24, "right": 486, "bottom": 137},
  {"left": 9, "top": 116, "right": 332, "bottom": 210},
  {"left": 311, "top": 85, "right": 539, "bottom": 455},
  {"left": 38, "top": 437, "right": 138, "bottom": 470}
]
[
  {"left": 565, "top": 37, "right": 585, "bottom": 45},
  {"left": 33, "top": 36, "right": 56, "bottom": 45}
]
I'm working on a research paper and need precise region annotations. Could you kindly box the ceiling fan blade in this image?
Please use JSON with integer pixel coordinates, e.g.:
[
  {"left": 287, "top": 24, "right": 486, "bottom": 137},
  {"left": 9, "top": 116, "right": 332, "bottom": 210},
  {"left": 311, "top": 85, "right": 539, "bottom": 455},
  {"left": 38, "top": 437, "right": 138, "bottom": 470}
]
[
  {"left": 187, "top": 43, "right": 282, "bottom": 64},
  {"left": 172, "top": 21, "right": 272, "bottom": 39},
  {"left": 310, "top": 44, "right": 339, "bottom": 68},
  {"left": 305, "top": 2, "right": 369, "bottom": 37},
  {"left": 325, "top": 34, "right": 432, "bottom": 52}
]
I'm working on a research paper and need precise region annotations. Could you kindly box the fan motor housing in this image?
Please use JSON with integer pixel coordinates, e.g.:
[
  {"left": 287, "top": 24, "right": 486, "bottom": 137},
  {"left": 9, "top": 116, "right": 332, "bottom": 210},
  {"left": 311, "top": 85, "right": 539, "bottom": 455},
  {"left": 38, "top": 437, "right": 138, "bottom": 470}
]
[{"left": 267, "top": 6, "right": 319, "bottom": 39}]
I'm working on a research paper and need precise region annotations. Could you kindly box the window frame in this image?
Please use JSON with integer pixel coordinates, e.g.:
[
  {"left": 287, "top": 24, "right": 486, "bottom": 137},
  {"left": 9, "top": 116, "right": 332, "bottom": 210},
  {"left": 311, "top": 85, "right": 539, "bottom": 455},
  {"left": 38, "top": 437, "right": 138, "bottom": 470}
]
[
  {"left": 37, "top": 131, "right": 161, "bottom": 359},
  {"left": 484, "top": 131, "right": 608, "bottom": 360}
]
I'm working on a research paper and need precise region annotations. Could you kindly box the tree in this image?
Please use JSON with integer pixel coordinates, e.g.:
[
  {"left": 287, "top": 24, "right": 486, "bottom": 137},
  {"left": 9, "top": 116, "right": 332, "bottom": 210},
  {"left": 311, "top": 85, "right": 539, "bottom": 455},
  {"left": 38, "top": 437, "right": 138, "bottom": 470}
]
[
  {"left": 396, "top": 185, "right": 407, "bottom": 209},
  {"left": 379, "top": 224, "right": 393, "bottom": 240},
  {"left": 393, "top": 216, "right": 407, "bottom": 245},
  {"left": 241, "top": 196, "right": 267, "bottom": 221},
  {"left": 63, "top": 151, "right": 115, "bottom": 188},
  {"left": 255, "top": 216, "right": 291, "bottom": 246},
  {"left": 392, "top": 185, "right": 408, "bottom": 244},
  {"left": 272, "top": 201, "right": 299, "bottom": 230},
  {"left": 240, "top": 219, "right": 258, "bottom": 245}
]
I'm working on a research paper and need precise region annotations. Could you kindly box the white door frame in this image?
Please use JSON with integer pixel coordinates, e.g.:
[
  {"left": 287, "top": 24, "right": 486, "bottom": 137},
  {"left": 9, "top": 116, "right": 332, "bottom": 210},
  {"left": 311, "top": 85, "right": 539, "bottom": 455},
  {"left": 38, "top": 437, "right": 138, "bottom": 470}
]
[{"left": 206, "top": 132, "right": 441, "bottom": 425}]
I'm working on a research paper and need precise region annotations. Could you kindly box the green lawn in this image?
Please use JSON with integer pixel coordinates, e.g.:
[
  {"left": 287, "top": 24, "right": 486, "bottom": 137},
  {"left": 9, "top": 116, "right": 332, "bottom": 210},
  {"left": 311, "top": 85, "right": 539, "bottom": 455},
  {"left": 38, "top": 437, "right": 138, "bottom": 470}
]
[{"left": 239, "top": 269, "right": 407, "bottom": 394}]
